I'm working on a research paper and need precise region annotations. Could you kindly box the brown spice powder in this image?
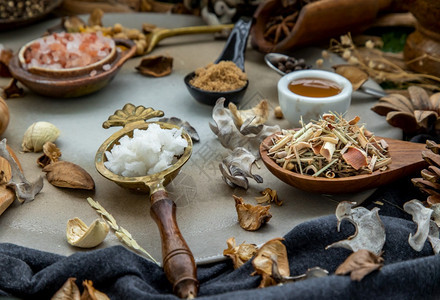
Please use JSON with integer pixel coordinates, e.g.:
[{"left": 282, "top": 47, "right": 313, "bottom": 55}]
[{"left": 190, "top": 61, "right": 247, "bottom": 92}]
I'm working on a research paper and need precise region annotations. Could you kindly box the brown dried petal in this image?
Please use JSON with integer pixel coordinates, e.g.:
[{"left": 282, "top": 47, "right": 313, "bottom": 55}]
[
  {"left": 51, "top": 277, "right": 80, "bottom": 300},
  {"left": 234, "top": 195, "right": 272, "bottom": 231},
  {"left": 81, "top": 280, "right": 110, "bottom": 300},
  {"left": 136, "top": 55, "right": 173, "bottom": 77},
  {"left": 371, "top": 101, "right": 402, "bottom": 116},
  {"left": 377, "top": 94, "right": 414, "bottom": 113},
  {"left": 386, "top": 111, "right": 419, "bottom": 133},
  {"left": 37, "top": 142, "right": 62, "bottom": 168},
  {"left": 43, "top": 161, "right": 95, "bottom": 190},
  {"left": 255, "top": 188, "right": 282, "bottom": 205},
  {"left": 426, "top": 140, "right": 440, "bottom": 154},
  {"left": 414, "top": 110, "right": 438, "bottom": 129},
  {"left": 412, "top": 178, "right": 440, "bottom": 193},
  {"left": 88, "top": 8, "right": 104, "bottom": 27},
  {"left": 228, "top": 99, "right": 269, "bottom": 127},
  {"left": 428, "top": 194, "right": 440, "bottom": 206},
  {"left": 408, "top": 86, "right": 431, "bottom": 111},
  {"left": 3, "top": 79, "right": 24, "bottom": 99},
  {"left": 342, "top": 147, "right": 368, "bottom": 170},
  {"left": 430, "top": 93, "right": 440, "bottom": 114},
  {"left": 252, "top": 238, "right": 289, "bottom": 288},
  {"left": 223, "top": 237, "right": 257, "bottom": 269},
  {"left": 422, "top": 150, "right": 440, "bottom": 168},
  {"left": 335, "top": 249, "right": 384, "bottom": 281},
  {"left": 333, "top": 64, "right": 368, "bottom": 91},
  {"left": 0, "top": 48, "right": 13, "bottom": 77}
]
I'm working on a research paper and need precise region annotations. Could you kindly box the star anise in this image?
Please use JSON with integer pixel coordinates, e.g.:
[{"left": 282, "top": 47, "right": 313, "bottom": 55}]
[
  {"left": 264, "top": 12, "right": 298, "bottom": 44},
  {"left": 371, "top": 86, "right": 440, "bottom": 136}
]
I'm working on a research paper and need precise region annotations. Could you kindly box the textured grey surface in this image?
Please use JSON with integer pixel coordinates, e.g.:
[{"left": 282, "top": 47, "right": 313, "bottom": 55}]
[{"left": 0, "top": 13, "right": 401, "bottom": 264}]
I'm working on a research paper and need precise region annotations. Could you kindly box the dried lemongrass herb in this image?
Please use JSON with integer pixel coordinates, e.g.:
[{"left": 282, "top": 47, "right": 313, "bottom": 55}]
[
  {"left": 234, "top": 195, "right": 272, "bottom": 231},
  {"left": 0, "top": 139, "right": 43, "bottom": 203},
  {"left": 37, "top": 142, "right": 62, "bottom": 167},
  {"left": 210, "top": 98, "right": 280, "bottom": 158},
  {"left": 267, "top": 113, "right": 391, "bottom": 178},
  {"left": 251, "top": 238, "right": 289, "bottom": 288},
  {"left": 329, "top": 33, "right": 440, "bottom": 91},
  {"left": 136, "top": 55, "right": 173, "bottom": 77},
  {"left": 326, "top": 201, "right": 386, "bottom": 255},
  {"left": 87, "top": 197, "right": 159, "bottom": 265},
  {"left": 223, "top": 237, "right": 257, "bottom": 269},
  {"left": 403, "top": 199, "right": 433, "bottom": 252},
  {"left": 228, "top": 100, "right": 269, "bottom": 127},
  {"left": 335, "top": 249, "right": 384, "bottom": 281},
  {"left": 219, "top": 147, "right": 263, "bottom": 190},
  {"left": 255, "top": 188, "right": 282, "bottom": 206},
  {"left": 3, "top": 79, "right": 24, "bottom": 99},
  {"left": 43, "top": 161, "right": 95, "bottom": 190}
]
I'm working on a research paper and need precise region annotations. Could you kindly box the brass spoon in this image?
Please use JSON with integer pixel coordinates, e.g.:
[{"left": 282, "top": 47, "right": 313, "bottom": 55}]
[
  {"left": 145, "top": 23, "right": 234, "bottom": 54},
  {"left": 95, "top": 104, "right": 198, "bottom": 298}
]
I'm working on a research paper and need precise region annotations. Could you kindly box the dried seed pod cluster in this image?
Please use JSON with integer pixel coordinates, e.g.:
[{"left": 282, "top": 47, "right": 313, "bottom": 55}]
[{"left": 267, "top": 113, "right": 391, "bottom": 178}]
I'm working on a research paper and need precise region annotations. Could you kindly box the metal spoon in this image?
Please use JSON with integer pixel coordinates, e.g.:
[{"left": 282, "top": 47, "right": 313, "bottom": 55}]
[
  {"left": 264, "top": 53, "right": 387, "bottom": 98},
  {"left": 184, "top": 18, "right": 252, "bottom": 106}
]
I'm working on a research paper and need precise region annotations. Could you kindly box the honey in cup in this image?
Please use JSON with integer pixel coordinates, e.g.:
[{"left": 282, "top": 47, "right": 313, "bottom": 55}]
[
  {"left": 288, "top": 78, "right": 342, "bottom": 98},
  {"left": 277, "top": 70, "right": 353, "bottom": 127}
]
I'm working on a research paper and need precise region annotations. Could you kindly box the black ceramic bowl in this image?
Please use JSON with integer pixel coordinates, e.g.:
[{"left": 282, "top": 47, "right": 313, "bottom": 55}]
[{"left": 184, "top": 72, "right": 249, "bottom": 106}]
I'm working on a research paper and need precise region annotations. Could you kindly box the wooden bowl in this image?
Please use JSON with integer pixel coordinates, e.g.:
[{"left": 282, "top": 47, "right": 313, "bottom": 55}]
[
  {"left": 260, "top": 134, "right": 428, "bottom": 194},
  {"left": 18, "top": 34, "right": 117, "bottom": 77},
  {"left": 9, "top": 39, "right": 136, "bottom": 98}
]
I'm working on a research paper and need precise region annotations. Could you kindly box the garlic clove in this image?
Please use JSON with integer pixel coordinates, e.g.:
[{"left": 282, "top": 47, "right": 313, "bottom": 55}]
[
  {"left": 22, "top": 121, "right": 60, "bottom": 152},
  {"left": 66, "top": 217, "right": 109, "bottom": 248}
]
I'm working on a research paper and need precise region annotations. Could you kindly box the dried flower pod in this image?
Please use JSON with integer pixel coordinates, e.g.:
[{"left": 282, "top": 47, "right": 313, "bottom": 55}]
[
  {"left": 22, "top": 121, "right": 60, "bottom": 152},
  {"left": 233, "top": 195, "right": 272, "bottom": 231},
  {"left": 43, "top": 161, "right": 95, "bottom": 190},
  {"left": 37, "top": 142, "right": 62, "bottom": 168},
  {"left": 255, "top": 188, "right": 282, "bottom": 206},
  {"left": 82, "top": 280, "right": 110, "bottom": 300},
  {"left": 136, "top": 55, "right": 173, "bottom": 77},
  {"left": 251, "top": 238, "right": 289, "bottom": 288},
  {"left": 67, "top": 217, "right": 109, "bottom": 248},
  {"left": 223, "top": 237, "right": 257, "bottom": 269},
  {"left": 335, "top": 249, "right": 384, "bottom": 281},
  {"left": 51, "top": 278, "right": 80, "bottom": 300},
  {"left": 228, "top": 100, "right": 269, "bottom": 127}
]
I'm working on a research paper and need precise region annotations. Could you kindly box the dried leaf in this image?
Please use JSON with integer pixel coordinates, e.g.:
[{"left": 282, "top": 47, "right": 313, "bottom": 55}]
[
  {"left": 251, "top": 238, "right": 289, "bottom": 288},
  {"left": 3, "top": 79, "right": 24, "bottom": 99},
  {"left": 81, "top": 280, "right": 109, "bottom": 300},
  {"left": 377, "top": 94, "right": 414, "bottom": 113},
  {"left": 233, "top": 195, "right": 272, "bottom": 231},
  {"left": 228, "top": 99, "right": 269, "bottom": 127},
  {"left": 335, "top": 249, "right": 384, "bottom": 281},
  {"left": 333, "top": 64, "right": 368, "bottom": 91},
  {"left": 37, "top": 142, "right": 62, "bottom": 167},
  {"left": 43, "top": 161, "right": 95, "bottom": 190},
  {"left": 403, "top": 199, "right": 432, "bottom": 251},
  {"left": 219, "top": 147, "right": 263, "bottom": 190},
  {"left": 158, "top": 117, "right": 199, "bottom": 142},
  {"left": 0, "top": 139, "right": 43, "bottom": 203},
  {"left": 136, "top": 55, "right": 173, "bottom": 77},
  {"left": 51, "top": 277, "right": 80, "bottom": 300},
  {"left": 210, "top": 98, "right": 280, "bottom": 158},
  {"left": 0, "top": 48, "right": 12, "bottom": 77},
  {"left": 255, "top": 188, "right": 282, "bottom": 206},
  {"left": 223, "top": 237, "right": 257, "bottom": 269},
  {"left": 326, "top": 201, "right": 386, "bottom": 255}
]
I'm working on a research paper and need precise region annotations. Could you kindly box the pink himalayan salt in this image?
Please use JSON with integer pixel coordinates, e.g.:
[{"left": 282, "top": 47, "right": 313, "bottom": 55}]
[{"left": 24, "top": 32, "right": 115, "bottom": 70}]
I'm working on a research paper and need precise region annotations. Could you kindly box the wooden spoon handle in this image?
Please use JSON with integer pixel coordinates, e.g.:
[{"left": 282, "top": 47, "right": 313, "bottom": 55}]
[{"left": 150, "top": 190, "right": 198, "bottom": 298}]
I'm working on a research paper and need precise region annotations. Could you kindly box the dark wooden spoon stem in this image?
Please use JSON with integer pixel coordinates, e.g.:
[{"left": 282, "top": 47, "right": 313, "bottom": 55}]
[{"left": 150, "top": 190, "right": 198, "bottom": 298}]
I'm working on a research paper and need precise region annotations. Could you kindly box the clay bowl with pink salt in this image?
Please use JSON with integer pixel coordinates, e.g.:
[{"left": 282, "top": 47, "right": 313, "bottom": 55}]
[{"left": 9, "top": 32, "right": 136, "bottom": 98}]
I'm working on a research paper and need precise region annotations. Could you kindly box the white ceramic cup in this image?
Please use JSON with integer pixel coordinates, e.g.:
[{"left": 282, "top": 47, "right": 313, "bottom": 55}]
[{"left": 277, "top": 70, "right": 352, "bottom": 127}]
